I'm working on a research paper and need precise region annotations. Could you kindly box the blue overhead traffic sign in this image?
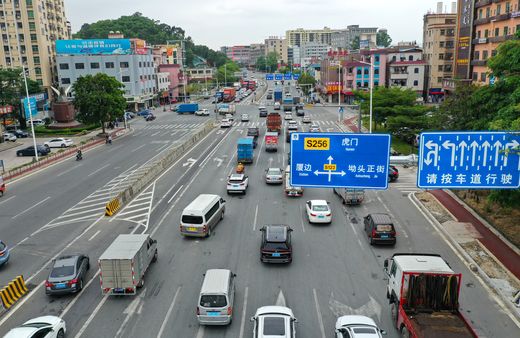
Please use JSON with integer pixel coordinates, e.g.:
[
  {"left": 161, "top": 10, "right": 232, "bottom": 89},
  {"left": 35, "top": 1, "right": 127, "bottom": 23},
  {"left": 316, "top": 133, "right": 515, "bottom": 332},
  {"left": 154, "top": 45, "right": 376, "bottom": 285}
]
[
  {"left": 275, "top": 73, "right": 283, "bottom": 80},
  {"left": 292, "top": 73, "right": 300, "bottom": 80},
  {"left": 284, "top": 73, "right": 292, "bottom": 80},
  {"left": 265, "top": 73, "right": 274, "bottom": 80},
  {"left": 290, "top": 132, "right": 391, "bottom": 189},
  {"left": 418, "top": 131, "right": 520, "bottom": 189}
]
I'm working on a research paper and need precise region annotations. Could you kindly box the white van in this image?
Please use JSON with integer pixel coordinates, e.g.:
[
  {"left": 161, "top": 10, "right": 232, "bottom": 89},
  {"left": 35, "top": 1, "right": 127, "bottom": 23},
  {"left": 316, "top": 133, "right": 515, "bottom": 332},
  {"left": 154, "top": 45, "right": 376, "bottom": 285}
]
[
  {"left": 197, "top": 269, "right": 236, "bottom": 325},
  {"left": 29, "top": 119, "right": 45, "bottom": 126},
  {"left": 180, "top": 194, "right": 226, "bottom": 237}
]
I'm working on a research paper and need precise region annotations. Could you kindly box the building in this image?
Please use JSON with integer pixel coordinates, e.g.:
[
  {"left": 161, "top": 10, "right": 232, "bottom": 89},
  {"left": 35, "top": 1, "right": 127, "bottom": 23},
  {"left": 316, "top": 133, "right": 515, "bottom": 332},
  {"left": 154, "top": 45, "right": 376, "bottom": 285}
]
[
  {"left": 0, "top": 0, "right": 70, "bottom": 91},
  {"left": 423, "top": 2, "right": 457, "bottom": 101},
  {"left": 264, "top": 36, "right": 287, "bottom": 64},
  {"left": 186, "top": 68, "right": 214, "bottom": 82},
  {"left": 158, "top": 64, "right": 183, "bottom": 103},
  {"left": 386, "top": 46, "right": 426, "bottom": 96},
  {"left": 224, "top": 45, "right": 251, "bottom": 65},
  {"left": 56, "top": 38, "right": 157, "bottom": 110},
  {"left": 331, "top": 25, "right": 378, "bottom": 50},
  {"left": 249, "top": 43, "right": 265, "bottom": 66},
  {"left": 285, "top": 27, "right": 338, "bottom": 47},
  {"left": 288, "top": 46, "right": 301, "bottom": 67},
  {"left": 301, "top": 42, "right": 330, "bottom": 59},
  {"left": 156, "top": 71, "right": 171, "bottom": 104},
  {"left": 470, "top": 0, "right": 520, "bottom": 84}
]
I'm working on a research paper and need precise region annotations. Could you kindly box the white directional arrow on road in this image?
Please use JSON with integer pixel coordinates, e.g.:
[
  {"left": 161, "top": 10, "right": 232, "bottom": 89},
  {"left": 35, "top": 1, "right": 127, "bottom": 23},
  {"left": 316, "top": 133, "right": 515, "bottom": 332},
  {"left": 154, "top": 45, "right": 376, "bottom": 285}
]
[
  {"left": 182, "top": 158, "right": 197, "bottom": 167},
  {"left": 213, "top": 157, "right": 223, "bottom": 167},
  {"left": 216, "top": 130, "right": 225, "bottom": 135},
  {"left": 328, "top": 292, "right": 381, "bottom": 323},
  {"left": 276, "top": 289, "right": 287, "bottom": 307}
]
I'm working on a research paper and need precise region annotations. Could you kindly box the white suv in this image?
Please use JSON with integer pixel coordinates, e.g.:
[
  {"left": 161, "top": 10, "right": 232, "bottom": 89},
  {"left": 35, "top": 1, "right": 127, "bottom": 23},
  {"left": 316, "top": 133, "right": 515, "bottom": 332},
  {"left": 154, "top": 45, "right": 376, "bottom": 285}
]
[
  {"left": 251, "top": 306, "right": 297, "bottom": 338},
  {"left": 226, "top": 174, "right": 248, "bottom": 194}
]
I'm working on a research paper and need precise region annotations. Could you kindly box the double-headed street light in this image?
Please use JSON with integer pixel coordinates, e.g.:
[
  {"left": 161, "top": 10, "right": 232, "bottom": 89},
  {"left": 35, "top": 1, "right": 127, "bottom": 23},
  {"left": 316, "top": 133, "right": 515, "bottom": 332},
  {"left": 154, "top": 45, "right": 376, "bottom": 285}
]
[
  {"left": 21, "top": 67, "right": 39, "bottom": 161},
  {"left": 355, "top": 58, "right": 374, "bottom": 133}
]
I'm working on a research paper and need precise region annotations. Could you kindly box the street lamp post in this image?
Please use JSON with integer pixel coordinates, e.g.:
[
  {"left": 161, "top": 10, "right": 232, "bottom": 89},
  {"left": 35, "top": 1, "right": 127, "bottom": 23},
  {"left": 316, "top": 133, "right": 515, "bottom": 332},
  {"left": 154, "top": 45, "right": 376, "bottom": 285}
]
[
  {"left": 356, "top": 58, "right": 374, "bottom": 133},
  {"left": 21, "top": 68, "right": 39, "bottom": 161},
  {"left": 224, "top": 64, "right": 227, "bottom": 87}
]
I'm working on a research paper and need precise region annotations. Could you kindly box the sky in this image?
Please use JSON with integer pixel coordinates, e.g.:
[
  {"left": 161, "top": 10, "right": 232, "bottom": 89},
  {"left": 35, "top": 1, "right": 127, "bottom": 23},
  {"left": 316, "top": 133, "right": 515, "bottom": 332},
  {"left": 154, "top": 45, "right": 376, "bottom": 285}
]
[{"left": 66, "top": 0, "right": 457, "bottom": 50}]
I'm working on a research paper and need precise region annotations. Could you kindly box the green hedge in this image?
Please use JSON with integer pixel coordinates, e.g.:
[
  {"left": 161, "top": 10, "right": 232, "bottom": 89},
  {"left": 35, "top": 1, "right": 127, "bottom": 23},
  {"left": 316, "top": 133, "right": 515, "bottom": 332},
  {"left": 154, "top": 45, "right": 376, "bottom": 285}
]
[{"left": 34, "top": 123, "right": 100, "bottom": 136}]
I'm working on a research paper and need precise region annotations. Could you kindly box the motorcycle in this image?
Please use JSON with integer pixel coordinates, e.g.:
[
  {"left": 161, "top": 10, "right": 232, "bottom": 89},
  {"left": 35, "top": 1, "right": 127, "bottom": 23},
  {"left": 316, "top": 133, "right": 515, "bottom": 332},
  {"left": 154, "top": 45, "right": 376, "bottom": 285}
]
[{"left": 76, "top": 151, "right": 83, "bottom": 161}]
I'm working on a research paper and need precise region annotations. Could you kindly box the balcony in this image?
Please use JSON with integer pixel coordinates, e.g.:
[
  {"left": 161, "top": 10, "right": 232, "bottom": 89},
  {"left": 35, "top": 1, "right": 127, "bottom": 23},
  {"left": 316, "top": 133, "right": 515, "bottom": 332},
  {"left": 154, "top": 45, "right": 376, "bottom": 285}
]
[
  {"left": 472, "top": 37, "right": 489, "bottom": 44},
  {"left": 471, "top": 60, "right": 487, "bottom": 66},
  {"left": 474, "top": 17, "right": 491, "bottom": 25},
  {"left": 475, "top": 0, "right": 491, "bottom": 8},
  {"left": 492, "top": 13, "right": 511, "bottom": 22},
  {"left": 489, "top": 35, "right": 507, "bottom": 43}
]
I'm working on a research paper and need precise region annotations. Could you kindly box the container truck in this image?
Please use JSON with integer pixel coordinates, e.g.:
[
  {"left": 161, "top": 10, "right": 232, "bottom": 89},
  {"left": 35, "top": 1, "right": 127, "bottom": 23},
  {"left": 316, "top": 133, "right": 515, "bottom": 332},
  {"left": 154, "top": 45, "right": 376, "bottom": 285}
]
[
  {"left": 283, "top": 98, "right": 293, "bottom": 111},
  {"left": 177, "top": 103, "right": 199, "bottom": 114},
  {"left": 237, "top": 137, "right": 254, "bottom": 164},
  {"left": 265, "top": 132, "right": 279, "bottom": 152},
  {"left": 284, "top": 166, "right": 303, "bottom": 197},
  {"left": 223, "top": 87, "right": 236, "bottom": 102},
  {"left": 333, "top": 188, "right": 365, "bottom": 205},
  {"left": 384, "top": 253, "right": 478, "bottom": 338},
  {"left": 217, "top": 103, "right": 236, "bottom": 115},
  {"left": 274, "top": 88, "right": 283, "bottom": 102},
  {"left": 99, "top": 234, "right": 158, "bottom": 296},
  {"left": 266, "top": 112, "right": 282, "bottom": 135}
]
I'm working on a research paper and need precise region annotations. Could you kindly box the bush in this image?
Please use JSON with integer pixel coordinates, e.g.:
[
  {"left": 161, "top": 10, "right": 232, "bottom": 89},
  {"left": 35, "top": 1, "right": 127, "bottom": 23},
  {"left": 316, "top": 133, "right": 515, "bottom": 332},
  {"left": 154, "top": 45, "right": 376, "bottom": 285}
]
[{"left": 34, "top": 123, "right": 100, "bottom": 136}]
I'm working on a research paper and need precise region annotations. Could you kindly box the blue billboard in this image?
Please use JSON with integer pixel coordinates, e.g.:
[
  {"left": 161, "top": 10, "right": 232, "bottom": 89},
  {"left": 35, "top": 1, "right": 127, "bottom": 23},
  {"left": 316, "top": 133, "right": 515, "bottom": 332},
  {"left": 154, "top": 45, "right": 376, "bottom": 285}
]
[{"left": 56, "top": 39, "right": 132, "bottom": 55}]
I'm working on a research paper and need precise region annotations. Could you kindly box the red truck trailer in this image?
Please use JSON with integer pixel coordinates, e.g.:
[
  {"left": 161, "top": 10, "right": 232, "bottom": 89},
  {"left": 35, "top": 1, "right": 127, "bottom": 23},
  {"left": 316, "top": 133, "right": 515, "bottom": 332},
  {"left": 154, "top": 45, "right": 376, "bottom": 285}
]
[
  {"left": 266, "top": 112, "right": 281, "bottom": 135},
  {"left": 223, "top": 87, "right": 236, "bottom": 102}
]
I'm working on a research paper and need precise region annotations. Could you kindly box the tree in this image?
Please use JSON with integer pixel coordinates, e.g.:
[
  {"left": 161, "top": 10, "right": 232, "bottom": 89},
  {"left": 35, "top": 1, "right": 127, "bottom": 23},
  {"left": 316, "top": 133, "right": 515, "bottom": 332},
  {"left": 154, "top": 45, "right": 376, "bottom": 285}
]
[
  {"left": 351, "top": 36, "right": 360, "bottom": 50},
  {"left": 256, "top": 56, "right": 267, "bottom": 71},
  {"left": 297, "top": 73, "right": 316, "bottom": 95},
  {"left": 266, "top": 52, "right": 279, "bottom": 72},
  {"left": 487, "top": 31, "right": 520, "bottom": 78},
  {"left": 72, "top": 73, "right": 127, "bottom": 133},
  {"left": 377, "top": 30, "right": 392, "bottom": 47},
  {"left": 216, "top": 61, "right": 240, "bottom": 86}
]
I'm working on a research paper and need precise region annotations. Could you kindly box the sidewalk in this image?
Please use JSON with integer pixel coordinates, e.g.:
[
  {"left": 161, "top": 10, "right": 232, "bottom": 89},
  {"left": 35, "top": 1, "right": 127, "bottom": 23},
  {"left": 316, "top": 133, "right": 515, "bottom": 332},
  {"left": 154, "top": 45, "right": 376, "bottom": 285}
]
[{"left": 430, "top": 190, "right": 520, "bottom": 280}]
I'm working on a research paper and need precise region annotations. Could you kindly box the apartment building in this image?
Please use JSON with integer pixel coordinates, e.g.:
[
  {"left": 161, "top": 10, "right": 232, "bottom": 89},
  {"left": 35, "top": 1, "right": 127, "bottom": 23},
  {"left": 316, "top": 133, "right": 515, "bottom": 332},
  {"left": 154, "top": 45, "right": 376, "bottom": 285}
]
[
  {"left": 471, "top": 0, "right": 520, "bottom": 84},
  {"left": 301, "top": 41, "right": 330, "bottom": 59},
  {"left": 423, "top": 2, "right": 457, "bottom": 98},
  {"left": 249, "top": 43, "right": 265, "bottom": 66},
  {"left": 225, "top": 45, "right": 251, "bottom": 65},
  {"left": 264, "top": 36, "right": 287, "bottom": 64},
  {"left": 386, "top": 47, "right": 426, "bottom": 96},
  {"left": 331, "top": 25, "right": 378, "bottom": 50},
  {"left": 0, "top": 0, "right": 70, "bottom": 90},
  {"left": 285, "top": 27, "right": 338, "bottom": 47}
]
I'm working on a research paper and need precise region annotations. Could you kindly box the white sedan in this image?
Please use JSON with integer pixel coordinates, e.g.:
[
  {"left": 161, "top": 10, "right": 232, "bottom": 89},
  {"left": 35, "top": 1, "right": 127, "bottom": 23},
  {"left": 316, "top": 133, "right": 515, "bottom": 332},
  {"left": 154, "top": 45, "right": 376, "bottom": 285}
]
[
  {"left": 302, "top": 116, "right": 311, "bottom": 123},
  {"left": 241, "top": 113, "right": 249, "bottom": 122},
  {"left": 335, "top": 315, "right": 386, "bottom": 338},
  {"left": 44, "top": 138, "right": 74, "bottom": 148},
  {"left": 305, "top": 200, "right": 332, "bottom": 224},
  {"left": 195, "top": 109, "right": 209, "bottom": 116},
  {"left": 4, "top": 316, "right": 66, "bottom": 338},
  {"left": 284, "top": 113, "right": 293, "bottom": 120},
  {"left": 220, "top": 119, "right": 232, "bottom": 128},
  {"left": 3, "top": 132, "right": 17, "bottom": 142},
  {"left": 251, "top": 306, "right": 297, "bottom": 338}
]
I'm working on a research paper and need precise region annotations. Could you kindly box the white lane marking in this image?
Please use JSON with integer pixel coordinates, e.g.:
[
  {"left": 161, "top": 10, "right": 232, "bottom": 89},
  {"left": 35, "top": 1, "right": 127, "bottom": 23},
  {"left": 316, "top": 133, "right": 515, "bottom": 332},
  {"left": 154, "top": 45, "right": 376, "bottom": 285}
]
[
  {"left": 151, "top": 131, "right": 160, "bottom": 136},
  {"left": 253, "top": 205, "right": 259, "bottom": 231},
  {"left": 11, "top": 196, "right": 50, "bottom": 219},
  {"left": 167, "top": 185, "right": 184, "bottom": 204},
  {"left": 88, "top": 230, "right": 101, "bottom": 241},
  {"left": 225, "top": 153, "right": 236, "bottom": 168},
  {"left": 157, "top": 286, "right": 182, "bottom": 338},
  {"left": 56, "top": 206, "right": 106, "bottom": 219},
  {"left": 238, "top": 286, "right": 249, "bottom": 338},
  {"left": 56, "top": 164, "right": 82, "bottom": 177},
  {"left": 255, "top": 135, "right": 266, "bottom": 167},
  {"left": 376, "top": 194, "right": 409, "bottom": 238},
  {"left": 87, "top": 164, "right": 110, "bottom": 177},
  {"left": 299, "top": 205, "right": 306, "bottom": 233},
  {"left": 0, "top": 195, "right": 15, "bottom": 206},
  {"left": 74, "top": 295, "right": 109, "bottom": 338},
  {"left": 195, "top": 325, "right": 205, "bottom": 338},
  {"left": 60, "top": 270, "right": 101, "bottom": 318},
  {"left": 131, "top": 144, "right": 146, "bottom": 153},
  {"left": 313, "top": 288, "right": 326, "bottom": 338},
  {"left": 114, "top": 289, "right": 147, "bottom": 338}
]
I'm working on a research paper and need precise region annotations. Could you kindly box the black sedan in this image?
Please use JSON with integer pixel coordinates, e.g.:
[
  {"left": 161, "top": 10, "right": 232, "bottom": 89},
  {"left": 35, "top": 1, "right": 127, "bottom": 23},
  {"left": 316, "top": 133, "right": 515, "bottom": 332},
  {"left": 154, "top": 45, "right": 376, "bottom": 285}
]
[
  {"left": 16, "top": 145, "right": 50, "bottom": 157},
  {"left": 13, "top": 130, "right": 29, "bottom": 138},
  {"left": 45, "top": 254, "right": 90, "bottom": 295}
]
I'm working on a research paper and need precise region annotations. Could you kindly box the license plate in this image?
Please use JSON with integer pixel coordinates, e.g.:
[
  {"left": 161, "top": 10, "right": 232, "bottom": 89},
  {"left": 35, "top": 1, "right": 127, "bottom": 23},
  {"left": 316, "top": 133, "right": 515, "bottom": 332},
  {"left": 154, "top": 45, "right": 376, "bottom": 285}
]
[
  {"left": 233, "top": 185, "right": 239, "bottom": 188},
  {"left": 381, "top": 235, "right": 389, "bottom": 238},
  {"left": 272, "top": 253, "right": 281, "bottom": 257},
  {"left": 207, "top": 312, "right": 220, "bottom": 316},
  {"left": 113, "top": 288, "right": 125, "bottom": 293},
  {"left": 187, "top": 227, "right": 198, "bottom": 232},
  {"left": 55, "top": 283, "right": 67, "bottom": 289},
  {"left": 318, "top": 215, "right": 324, "bottom": 218}
]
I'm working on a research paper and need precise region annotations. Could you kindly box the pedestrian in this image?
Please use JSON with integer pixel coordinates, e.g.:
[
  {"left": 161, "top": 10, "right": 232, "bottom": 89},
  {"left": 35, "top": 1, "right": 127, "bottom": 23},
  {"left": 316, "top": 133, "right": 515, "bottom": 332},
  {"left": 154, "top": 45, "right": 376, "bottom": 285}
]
[
  {"left": 115, "top": 120, "right": 119, "bottom": 128},
  {"left": 105, "top": 134, "right": 109, "bottom": 144},
  {"left": 108, "top": 135, "right": 112, "bottom": 144}
]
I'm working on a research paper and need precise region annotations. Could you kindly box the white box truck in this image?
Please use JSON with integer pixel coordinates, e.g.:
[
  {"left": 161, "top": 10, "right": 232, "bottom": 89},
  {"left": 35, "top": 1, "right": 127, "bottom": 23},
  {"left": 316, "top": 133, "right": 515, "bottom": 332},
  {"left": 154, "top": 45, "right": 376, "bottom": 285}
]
[{"left": 99, "top": 234, "right": 158, "bottom": 296}]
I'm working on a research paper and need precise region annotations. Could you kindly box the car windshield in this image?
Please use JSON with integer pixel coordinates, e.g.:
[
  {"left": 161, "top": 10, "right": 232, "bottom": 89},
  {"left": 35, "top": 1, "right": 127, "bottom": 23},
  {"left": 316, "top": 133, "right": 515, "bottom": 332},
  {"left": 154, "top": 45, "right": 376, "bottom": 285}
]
[
  {"left": 229, "top": 178, "right": 243, "bottom": 183},
  {"left": 312, "top": 205, "right": 328, "bottom": 211},
  {"left": 22, "top": 322, "right": 51, "bottom": 328},
  {"left": 264, "top": 242, "right": 289, "bottom": 250},
  {"left": 353, "top": 327, "right": 377, "bottom": 334},
  {"left": 200, "top": 295, "right": 227, "bottom": 308},
  {"left": 268, "top": 169, "right": 281, "bottom": 176},
  {"left": 50, "top": 265, "right": 75, "bottom": 278},
  {"left": 263, "top": 317, "right": 286, "bottom": 335},
  {"left": 376, "top": 224, "right": 394, "bottom": 232},
  {"left": 182, "top": 215, "right": 203, "bottom": 224}
]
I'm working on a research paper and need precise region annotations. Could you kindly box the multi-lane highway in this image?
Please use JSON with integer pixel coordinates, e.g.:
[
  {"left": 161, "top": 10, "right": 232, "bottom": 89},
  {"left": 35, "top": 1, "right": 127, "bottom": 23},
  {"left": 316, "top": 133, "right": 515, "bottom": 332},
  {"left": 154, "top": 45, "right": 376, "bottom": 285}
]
[{"left": 0, "top": 77, "right": 518, "bottom": 338}]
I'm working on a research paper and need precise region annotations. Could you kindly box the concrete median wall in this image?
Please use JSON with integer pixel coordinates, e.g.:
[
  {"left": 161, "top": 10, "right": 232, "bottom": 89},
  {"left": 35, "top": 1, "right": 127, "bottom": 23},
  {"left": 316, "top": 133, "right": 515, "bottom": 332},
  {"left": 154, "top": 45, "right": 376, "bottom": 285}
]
[{"left": 113, "top": 121, "right": 215, "bottom": 211}]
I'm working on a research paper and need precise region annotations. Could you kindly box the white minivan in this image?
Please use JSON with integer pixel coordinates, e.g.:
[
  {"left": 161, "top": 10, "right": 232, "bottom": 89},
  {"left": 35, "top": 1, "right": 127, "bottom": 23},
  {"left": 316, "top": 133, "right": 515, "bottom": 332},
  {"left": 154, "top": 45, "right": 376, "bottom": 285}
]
[
  {"left": 29, "top": 119, "right": 45, "bottom": 127},
  {"left": 197, "top": 269, "right": 236, "bottom": 325},
  {"left": 180, "top": 194, "right": 226, "bottom": 237}
]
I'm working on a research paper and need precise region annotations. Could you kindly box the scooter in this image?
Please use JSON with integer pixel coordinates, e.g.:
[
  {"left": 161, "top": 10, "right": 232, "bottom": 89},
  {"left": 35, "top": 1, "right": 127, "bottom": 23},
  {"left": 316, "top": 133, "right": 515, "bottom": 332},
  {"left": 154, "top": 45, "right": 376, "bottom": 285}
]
[{"left": 76, "top": 151, "right": 83, "bottom": 161}]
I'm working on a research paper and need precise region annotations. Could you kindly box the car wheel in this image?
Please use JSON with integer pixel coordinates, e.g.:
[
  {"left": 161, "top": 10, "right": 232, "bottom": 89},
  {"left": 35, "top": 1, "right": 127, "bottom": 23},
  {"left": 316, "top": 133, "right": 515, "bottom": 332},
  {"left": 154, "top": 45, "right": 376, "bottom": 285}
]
[
  {"left": 243, "top": 189, "right": 247, "bottom": 195},
  {"left": 401, "top": 326, "right": 410, "bottom": 338},
  {"left": 369, "top": 237, "right": 374, "bottom": 245},
  {"left": 391, "top": 302, "right": 398, "bottom": 325},
  {"left": 17, "top": 152, "right": 22, "bottom": 157},
  {"left": 37, "top": 152, "right": 42, "bottom": 156},
  {"left": 57, "top": 329, "right": 65, "bottom": 338},
  {"left": 207, "top": 227, "right": 212, "bottom": 238},
  {"left": 220, "top": 211, "right": 224, "bottom": 220},
  {"left": 137, "top": 277, "right": 144, "bottom": 288},
  {"left": 79, "top": 278, "right": 84, "bottom": 291},
  {"left": 61, "top": 144, "right": 66, "bottom": 148},
  {"left": 86, "top": 259, "right": 90, "bottom": 270},
  {"left": 152, "top": 249, "right": 158, "bottom": 263}
]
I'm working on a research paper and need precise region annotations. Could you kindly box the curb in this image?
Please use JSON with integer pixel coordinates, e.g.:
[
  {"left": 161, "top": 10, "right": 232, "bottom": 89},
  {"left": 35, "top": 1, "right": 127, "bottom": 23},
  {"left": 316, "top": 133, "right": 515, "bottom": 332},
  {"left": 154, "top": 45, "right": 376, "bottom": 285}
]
[{"left": 409, "top": 192, "right": 520, "bottom": 322}]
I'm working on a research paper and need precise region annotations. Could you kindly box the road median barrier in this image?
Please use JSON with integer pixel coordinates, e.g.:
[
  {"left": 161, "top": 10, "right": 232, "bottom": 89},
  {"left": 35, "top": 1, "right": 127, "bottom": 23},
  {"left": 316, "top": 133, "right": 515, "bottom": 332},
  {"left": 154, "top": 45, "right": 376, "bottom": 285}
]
[
  {"left": 1, "top": 275, "right": 29, "bottom": 310},
  {"left": 105, "top": 197, "right": 121, "bottom": 216}
]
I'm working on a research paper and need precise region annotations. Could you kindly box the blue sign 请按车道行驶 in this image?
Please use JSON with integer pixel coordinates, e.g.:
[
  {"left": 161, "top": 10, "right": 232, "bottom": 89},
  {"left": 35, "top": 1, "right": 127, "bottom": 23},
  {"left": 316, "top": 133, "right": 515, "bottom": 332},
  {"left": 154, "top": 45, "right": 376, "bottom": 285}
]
[
  {"left": 56, "top": 39, "right": 132, "bottom": 55},
  {"left": 292, "top": 74, "right": 300, "bottom": 80},
  {"left": 265, "top": 74, "right": 274, "bottom": 80},
  {"left": 290, "top": 133, "right": 391, "bottom": 189},
  {"left": 418, "top": 131, "right": 520, "bottom": 189},
  {"left": 275, "top": 73, "right": 283, "bottom": 81},
  {"left": 284, "top": 73, "right": 292, "bottom": 80}
]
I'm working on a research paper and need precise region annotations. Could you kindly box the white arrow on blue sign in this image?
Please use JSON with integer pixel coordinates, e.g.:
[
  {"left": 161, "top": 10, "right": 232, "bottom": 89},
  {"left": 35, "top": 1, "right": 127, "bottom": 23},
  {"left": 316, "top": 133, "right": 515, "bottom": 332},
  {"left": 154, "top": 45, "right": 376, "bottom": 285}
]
[
  {"left": 275, "top": 74, "right": 283, "bottom": 80},
  {"left": 418, "top": 131, "right": 520, "bottom": 189},
  {"left": 265, "top": 74, "right": 274, "bottom": 80},
  {"left": 284, "top": 73, "right": 292, "bottom": 80},
  {"left": 290, "top": 132, "right": 391, "bottom": 189}
]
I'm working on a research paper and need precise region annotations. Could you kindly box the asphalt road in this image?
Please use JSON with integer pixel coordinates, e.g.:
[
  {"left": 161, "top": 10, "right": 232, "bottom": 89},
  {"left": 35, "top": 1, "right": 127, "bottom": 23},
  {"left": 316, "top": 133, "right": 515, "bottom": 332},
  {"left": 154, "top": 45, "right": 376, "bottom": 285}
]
[{"left": 0, "top": 78, "right": 518, "bottom": 338}]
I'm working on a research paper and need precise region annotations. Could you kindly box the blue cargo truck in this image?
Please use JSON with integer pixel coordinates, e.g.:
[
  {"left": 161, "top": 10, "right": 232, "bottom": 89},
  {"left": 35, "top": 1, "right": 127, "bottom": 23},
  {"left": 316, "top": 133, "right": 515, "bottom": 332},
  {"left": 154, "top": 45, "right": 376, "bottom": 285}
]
[
  {"left": 177, "top": 103, "right": 199, "bottom": 114},
  {"left": 274, "top": 88, "right": 283, "bottom": 102},
  {"left": 283, "top": 98, "right": 293, "bottom": 111},
  {"left": 237, "top": 137, "right": 254, "bottom": 164}
]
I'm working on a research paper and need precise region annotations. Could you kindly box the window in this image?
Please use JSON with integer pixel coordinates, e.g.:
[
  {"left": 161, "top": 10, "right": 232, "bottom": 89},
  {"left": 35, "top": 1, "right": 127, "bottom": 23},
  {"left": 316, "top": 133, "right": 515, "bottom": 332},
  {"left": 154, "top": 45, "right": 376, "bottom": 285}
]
[
  {"left": 59, "top": 63, "right": 69, "bottom": 70},
  {"left": 29, "top": 22, "right": 36, "bottom": 30},
  {"left": 486, "top": 7, "right": 490, "bottom": 17},
  {"left": 204, "top": 202, "right": 220, "bottom": 222},
  {"left": 122, "top": 76, "right": 130, "bottom": 82},
  {"left": 440, "top": 29, "right": 445, "bottom": 35},
  {"left": 491, "top": 49, "right": 497, "bottom": 57},
  {"left": 75, "top": 63, "right": 85, "bottom": 69},
  {"left": 483, "top": 50, "right": 489, "bottom": 60},
  {"left": 504, "top": 27, "right": 509, "bottom": 36},
  {"left": 33, "top": 56, "right": 40, "bottom": 64},
  {"left": 27, "top": 10, "right": 34, "bottom": 19},
  {"left": 408, "top": 55, "right": 413, "bottom": 61},
  {"left": 61, "top": 78, "right": 70, "bottom": 84},
  {"left": 356, "top": 69, "right": 361, "bottom": 75},
  {"left": 473, "top": 72, "right": 478, "bottom": 81},
  {"left": 484, "top": 29, "right": 489, "bottom": 38},
  {"left": 440, "top": 41, "right": 445, "bottom": 48},
  {"left": 26, "top": 0, "right": 33, "bottom": 5},
  {"left": 139, "top": 62, "right": 142, "bottom": 67},
  {"left": 438, "top": 65, "right": 443, "bottom": 71},
  {"left": 412, "top": 67, "right": 418, "bottom": 74},
  {"left": 120, "top": 62, "right": 129, "bottom": 68},
  {"left": 438, "top": 53, "right": 444, "bottom": 60},
  {"left": 390, "top": 262, "right": 397, "bottom": 277},
  {"left": 105, "top": 62, "right": 114, "bottom": 68},
  {"left": 496, "top": 4, "right": 501, "bottom": 15},
  {"left": 374, "top": 69, "right": 379, "bottom": 75},
  {"left": 374, "top": 81, "right": 379, "bottom": 86},
  {"left": 30, "top": 33, "right": 37, "bottom": 41},
  {"left": 356, "top": 82, "right": 361, "bottom": 87},
  {"left": 90, "top": 62, "right": 99, "bottom": 69},
  {"left": 479, "top": 9, "right": 483, "bottom": 19},
  {"left": 391, "top": 56, "right": 396, "bottom": 62},
  {"left": 474, "top": 51, "right": 480, "bottom": 60},
  {"left": 495, "top": 28, "right": 500, "bottom": 37},
  {"left": 413, "top": 80, "right": 419, "bottom": 86},
  {"left": 31, "top": 45, "right": 38, "bottom": 53},
  {"left": 364, "top": 69, "right": 369, "bottom": 75},
  {"left": 480, "top": 73, "right": 486, "bottom": 82},
  {"left": 506, "top": 2, "right": 511, "bottom": 13},
  {"left": 437, "top": 77, "right": 443, "bottom": 83},
  {"left": 375, "top": 55, "right": 380, "bottom": 62},
  {"left": 477, "top": 31, "right": 481, "bottom": 38}
]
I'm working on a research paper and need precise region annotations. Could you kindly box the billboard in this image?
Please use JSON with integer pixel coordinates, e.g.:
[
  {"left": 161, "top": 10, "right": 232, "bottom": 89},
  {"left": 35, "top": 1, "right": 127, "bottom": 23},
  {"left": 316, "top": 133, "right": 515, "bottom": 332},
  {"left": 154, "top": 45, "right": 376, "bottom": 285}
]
[
  {"left": 56, "top": 39, "right": 132, "bottom": 55},
  {"left": 454, "top": 0, "right": 474, "bottom": 79}
]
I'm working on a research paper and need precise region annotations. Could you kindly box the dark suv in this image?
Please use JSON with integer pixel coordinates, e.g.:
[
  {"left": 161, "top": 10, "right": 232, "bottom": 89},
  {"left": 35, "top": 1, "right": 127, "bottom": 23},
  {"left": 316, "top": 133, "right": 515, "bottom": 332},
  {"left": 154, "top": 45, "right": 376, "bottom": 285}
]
[
  {"left": 260, "top": 225, "right": 293, "bottom": 263},
  {"left": 45, "top": 254, "right": 90, "bottom": 295},
  {"left": 388, "top": 165, "right": 399, "bottom": 182},
  {"left": 363, "top": 213, "right": 396, "bottom": 245}
]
